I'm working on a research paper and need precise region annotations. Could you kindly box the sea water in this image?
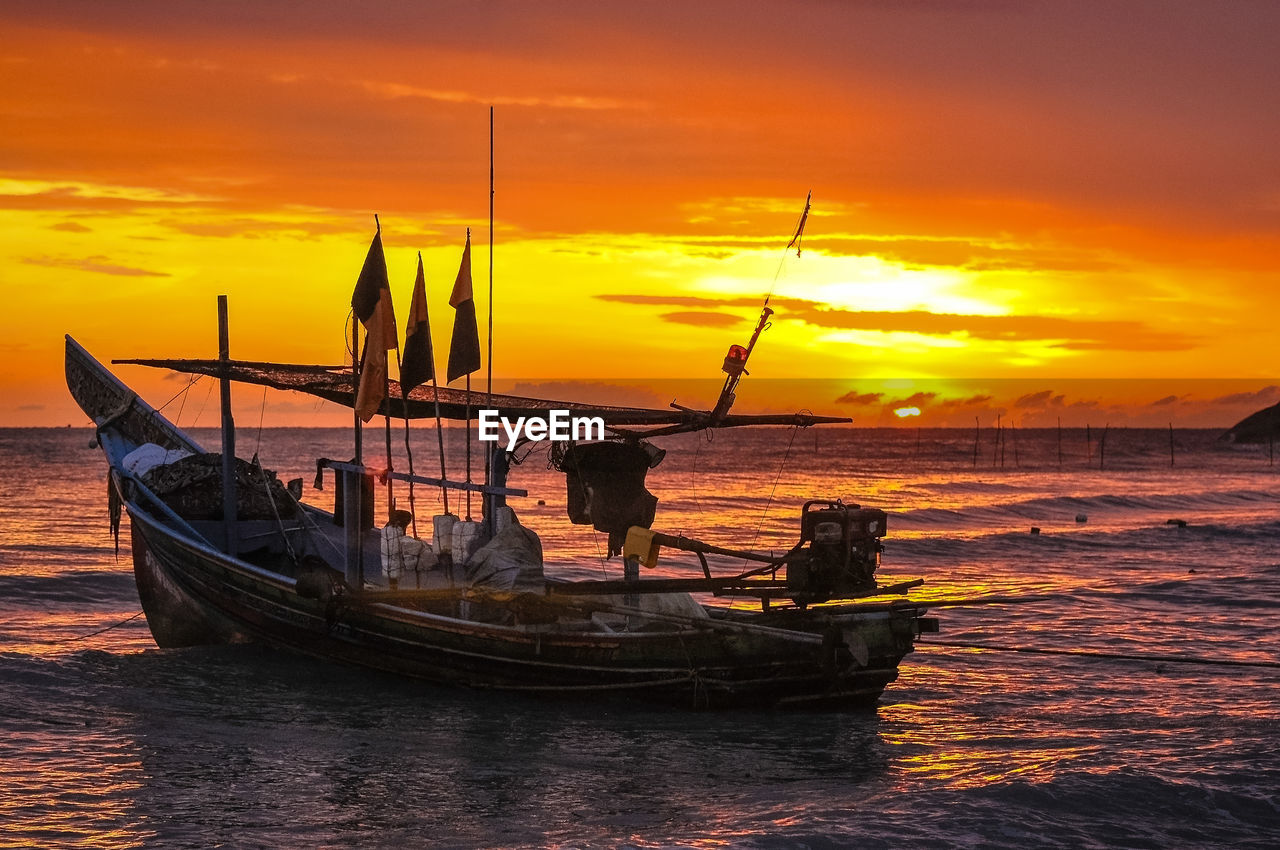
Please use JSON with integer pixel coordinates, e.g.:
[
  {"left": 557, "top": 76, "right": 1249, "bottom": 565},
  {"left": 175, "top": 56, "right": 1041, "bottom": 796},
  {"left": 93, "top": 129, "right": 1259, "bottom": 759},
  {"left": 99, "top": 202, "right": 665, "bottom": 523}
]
[{"left": 1, "top": 426, "right": 1277, "bottom": 848}]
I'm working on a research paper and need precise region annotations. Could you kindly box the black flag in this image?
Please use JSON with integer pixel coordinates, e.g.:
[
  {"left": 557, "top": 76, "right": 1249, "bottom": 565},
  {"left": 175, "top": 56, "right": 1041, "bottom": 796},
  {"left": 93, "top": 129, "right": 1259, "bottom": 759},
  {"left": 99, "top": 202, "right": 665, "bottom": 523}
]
[
  {"left": 351, "top": 226, "right": 398, "bottom": 421},
  {"left": 446, "top": 231, "right": 481, "bottom": 383},
  {"left": 400, "top": 253, "right": 435, "bottom": 394}
]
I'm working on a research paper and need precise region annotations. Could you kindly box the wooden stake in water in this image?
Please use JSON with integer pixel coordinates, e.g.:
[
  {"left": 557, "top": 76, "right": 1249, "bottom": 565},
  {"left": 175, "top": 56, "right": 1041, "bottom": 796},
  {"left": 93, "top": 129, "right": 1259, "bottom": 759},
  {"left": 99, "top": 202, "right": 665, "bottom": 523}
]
[
  {"left": 1057, "top": 416, "right": 1063, "bottom": 468},
  {"left": 973, "top": 416, "right": 980, "bottom": 468},
  {"left": 1169, "top": 422, "right": 1175, "bottom": 467},
  {"left": 1100, "top": 423, "right": 1109, "bottom": 471},
  {"left": 993, "top": 414, "right": 1001, "bottom": 467},
  {"left": 1271, "top": 409, "right": 1276, "bottom": 467}
]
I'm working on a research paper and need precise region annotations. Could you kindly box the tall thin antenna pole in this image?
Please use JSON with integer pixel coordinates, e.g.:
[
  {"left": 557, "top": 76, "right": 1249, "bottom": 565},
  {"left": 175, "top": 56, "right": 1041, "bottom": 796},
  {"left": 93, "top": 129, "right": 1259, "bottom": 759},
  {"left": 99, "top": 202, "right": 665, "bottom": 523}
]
[
  {"left": 485, "top": 106, "right": 494, "bottom": 487},
  {"left": 487, "top": 106, "right": 494, "bottom": 407}
]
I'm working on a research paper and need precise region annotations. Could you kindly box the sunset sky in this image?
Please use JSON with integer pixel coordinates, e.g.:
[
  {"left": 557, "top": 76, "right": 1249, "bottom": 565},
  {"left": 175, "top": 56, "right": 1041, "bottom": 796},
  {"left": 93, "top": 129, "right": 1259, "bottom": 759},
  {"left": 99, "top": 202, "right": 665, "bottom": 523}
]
[{"left": 3, "top": 1, "right": 1278, "bottom": 427}]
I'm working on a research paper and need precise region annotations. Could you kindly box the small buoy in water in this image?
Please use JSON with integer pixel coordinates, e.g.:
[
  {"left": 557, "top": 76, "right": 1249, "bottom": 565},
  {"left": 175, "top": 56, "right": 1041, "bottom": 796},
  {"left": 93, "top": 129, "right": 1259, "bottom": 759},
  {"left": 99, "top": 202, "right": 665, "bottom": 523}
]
[
  {"left": 1166, "top": 518, "right": 1188, "bottom": 527},
  {"left": 1030, "top": 527, "right": 1040, "bottom": 535},
  {"left": 536, "top": 499, "right": 546, "bottom": 506},
  {"left": 1075, "top": 513, "right": 1087, "bottom": 523}
]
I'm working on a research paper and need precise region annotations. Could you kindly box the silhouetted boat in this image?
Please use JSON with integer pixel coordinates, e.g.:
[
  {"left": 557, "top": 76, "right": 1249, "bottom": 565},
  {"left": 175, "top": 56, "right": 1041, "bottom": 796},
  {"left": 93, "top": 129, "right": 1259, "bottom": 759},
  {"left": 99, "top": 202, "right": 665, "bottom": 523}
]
[
  {"left": 65, "top": 196, "right": 936, "bottom": 709},
  {"left": 66, "top": 329, "right": 940, "bottom": 709}
]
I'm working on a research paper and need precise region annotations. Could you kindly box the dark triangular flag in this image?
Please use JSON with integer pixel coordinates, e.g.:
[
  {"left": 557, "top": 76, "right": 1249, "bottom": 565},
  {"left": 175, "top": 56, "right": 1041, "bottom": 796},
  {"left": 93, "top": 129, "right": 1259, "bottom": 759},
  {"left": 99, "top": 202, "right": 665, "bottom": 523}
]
[
  {"left": 351, "top": 226, "right": 398, "bottom": 421},
  {"left": 400, "top": 253, "right": 435, "bottom": 394},
  {"left": 785, "top": 191, "right": 812, "bottom": 257},
  {"left": 446, "top": 231, "right": 481, "bottom": 383}
]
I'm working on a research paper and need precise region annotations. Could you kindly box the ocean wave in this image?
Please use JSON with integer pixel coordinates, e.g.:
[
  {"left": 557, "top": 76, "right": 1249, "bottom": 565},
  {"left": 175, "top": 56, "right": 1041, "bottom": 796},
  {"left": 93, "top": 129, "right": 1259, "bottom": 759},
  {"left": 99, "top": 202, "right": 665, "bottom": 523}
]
[
  {"left": 0, "top": 571, "right": 136, "bottom": 608},
  {"left": 892, "top": 487, "right": 1280, "bottom": 529},
  {"left": 889, "top": 518, "right": 1280, "bottom": 565}
]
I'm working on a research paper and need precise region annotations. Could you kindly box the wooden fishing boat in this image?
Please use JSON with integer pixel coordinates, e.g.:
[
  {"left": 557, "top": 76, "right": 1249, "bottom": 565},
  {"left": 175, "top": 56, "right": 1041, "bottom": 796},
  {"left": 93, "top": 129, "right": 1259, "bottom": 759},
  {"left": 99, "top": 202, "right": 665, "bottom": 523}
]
[
  {"left": 66, "top": 187, "right": 937, "bottom": 708},
  {"left": 66, "top": 329, "right": 937, "bottom": 709}
]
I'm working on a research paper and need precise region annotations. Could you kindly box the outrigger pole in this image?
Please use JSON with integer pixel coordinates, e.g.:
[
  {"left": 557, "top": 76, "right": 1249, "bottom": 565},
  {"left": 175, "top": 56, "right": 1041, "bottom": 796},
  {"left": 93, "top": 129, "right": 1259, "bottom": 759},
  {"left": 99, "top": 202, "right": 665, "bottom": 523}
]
[
  {"left": 348, "top": 261, "right": 364, "bottom": 585},
  {"left": 394, "top": 345, "right": 418, "bottom": 537},
  {"left": 401, "top": 250, "right": 458, "bottom": 517},
  {"left": 430, "top": 355, "right": 450, "bottom": 516},
  {"left": 383, "top": 346, "right": 395, "bottom": 518}
]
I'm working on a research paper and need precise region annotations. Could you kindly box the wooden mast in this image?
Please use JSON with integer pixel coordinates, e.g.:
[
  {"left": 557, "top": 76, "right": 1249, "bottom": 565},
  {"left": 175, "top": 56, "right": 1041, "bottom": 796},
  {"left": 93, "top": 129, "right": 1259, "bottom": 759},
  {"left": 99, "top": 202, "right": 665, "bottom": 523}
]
[
  {"left": 345, "top": 217, "right": 374, "bottom": 586},
  {"left": 217, "top": 295, "right": 238, "bottom": 556}
]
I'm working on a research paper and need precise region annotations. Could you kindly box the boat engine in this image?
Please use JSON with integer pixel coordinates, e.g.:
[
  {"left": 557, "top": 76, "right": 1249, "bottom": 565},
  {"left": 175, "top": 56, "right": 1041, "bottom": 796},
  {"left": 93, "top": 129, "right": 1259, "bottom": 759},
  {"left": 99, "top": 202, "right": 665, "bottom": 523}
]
[{"left": 786, "top": 500, "right": 886, "bottom": 605}]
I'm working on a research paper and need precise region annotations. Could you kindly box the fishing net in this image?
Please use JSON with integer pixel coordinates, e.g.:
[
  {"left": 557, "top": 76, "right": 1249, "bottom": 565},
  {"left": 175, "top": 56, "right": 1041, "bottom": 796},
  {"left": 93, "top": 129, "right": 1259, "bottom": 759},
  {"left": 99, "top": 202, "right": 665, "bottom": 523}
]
[{"left": 140, "top": 453, "right": 297, "bottom": 521}]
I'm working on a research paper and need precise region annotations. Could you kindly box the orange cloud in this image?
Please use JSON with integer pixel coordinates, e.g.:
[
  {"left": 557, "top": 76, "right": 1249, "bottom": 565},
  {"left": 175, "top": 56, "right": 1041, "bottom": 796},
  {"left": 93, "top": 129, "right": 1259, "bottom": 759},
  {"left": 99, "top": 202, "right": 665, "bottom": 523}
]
[
  {"left": 4, "top": 3, "right": 1280, "bottom": 425},
  {"left": 599, "top": 294, "right": 1198, "bottom": 352}
]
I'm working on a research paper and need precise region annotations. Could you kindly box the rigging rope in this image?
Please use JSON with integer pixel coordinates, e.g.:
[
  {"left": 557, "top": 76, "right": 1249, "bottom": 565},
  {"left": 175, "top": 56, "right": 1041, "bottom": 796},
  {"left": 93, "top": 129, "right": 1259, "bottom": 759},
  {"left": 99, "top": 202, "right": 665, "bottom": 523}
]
[
  {"left": 345, "top": 307, "right": 357, "bottom": 364},
  {"left": 917, "top": 638, "right": 1280, "bottom": 670},
  {"left": 192, "top": 380, "right": 216, "bottom": 427},
  {"left": 255, "top": 385, "right": 268, "bottom": 457},
  {"left": 765, "top": 191, "right": 812, "bottom": 305},
  {"left": 685, "top": 429, "right": 709, "bottom": 529},
  {"left": 154, "top": 374, "right": 202, "bottom": 425},
  {"left": 251, "top": 453, "right": 299, "bottom": 565},
  {"left": 743, "top": 422, "right": 801, "bottom": 562}
]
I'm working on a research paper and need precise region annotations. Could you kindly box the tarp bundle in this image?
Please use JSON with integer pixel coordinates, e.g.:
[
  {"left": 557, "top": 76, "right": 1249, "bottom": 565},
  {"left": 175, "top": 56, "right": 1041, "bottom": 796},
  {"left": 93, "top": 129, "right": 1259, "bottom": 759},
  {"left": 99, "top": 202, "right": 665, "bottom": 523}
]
[{"left": 554, "top": 441, "right": 663, "bottom": 557}]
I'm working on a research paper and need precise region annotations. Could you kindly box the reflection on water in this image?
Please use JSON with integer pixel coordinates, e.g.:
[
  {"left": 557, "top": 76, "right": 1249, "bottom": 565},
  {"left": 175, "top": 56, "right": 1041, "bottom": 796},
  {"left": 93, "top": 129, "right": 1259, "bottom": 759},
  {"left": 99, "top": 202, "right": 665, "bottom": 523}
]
[{"left": 2, "top": 427, "right": 1279, "bottom": 847}]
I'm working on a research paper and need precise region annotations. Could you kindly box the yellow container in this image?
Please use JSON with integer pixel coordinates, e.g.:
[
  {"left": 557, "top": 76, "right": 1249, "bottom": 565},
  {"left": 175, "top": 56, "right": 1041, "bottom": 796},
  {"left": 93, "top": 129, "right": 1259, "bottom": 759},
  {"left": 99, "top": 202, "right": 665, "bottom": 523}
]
[{"left": 623, "top": 526, "right": 661, "bottom": 569}]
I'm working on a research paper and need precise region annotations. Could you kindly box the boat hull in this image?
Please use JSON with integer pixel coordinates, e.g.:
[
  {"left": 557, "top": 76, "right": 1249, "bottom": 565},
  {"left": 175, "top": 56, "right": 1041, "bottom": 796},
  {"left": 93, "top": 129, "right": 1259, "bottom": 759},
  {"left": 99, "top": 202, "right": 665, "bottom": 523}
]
[
  {"left": 126, "top": 505, "right": 921, "bottom": 709},
  {"left": 69, "top": 334, "right": 928, "bottom": 710}
]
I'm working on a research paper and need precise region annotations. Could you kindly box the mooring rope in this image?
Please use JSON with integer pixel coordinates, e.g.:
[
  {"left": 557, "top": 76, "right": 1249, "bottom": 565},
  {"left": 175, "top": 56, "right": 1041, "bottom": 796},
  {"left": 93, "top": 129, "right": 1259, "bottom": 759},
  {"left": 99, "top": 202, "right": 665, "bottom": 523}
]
[
  {"left": 918, "top": 638, "right": 1280, "bottom": 669},
  {"left": 33, "top": 610, "right": 146, "bottom": 645}
]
